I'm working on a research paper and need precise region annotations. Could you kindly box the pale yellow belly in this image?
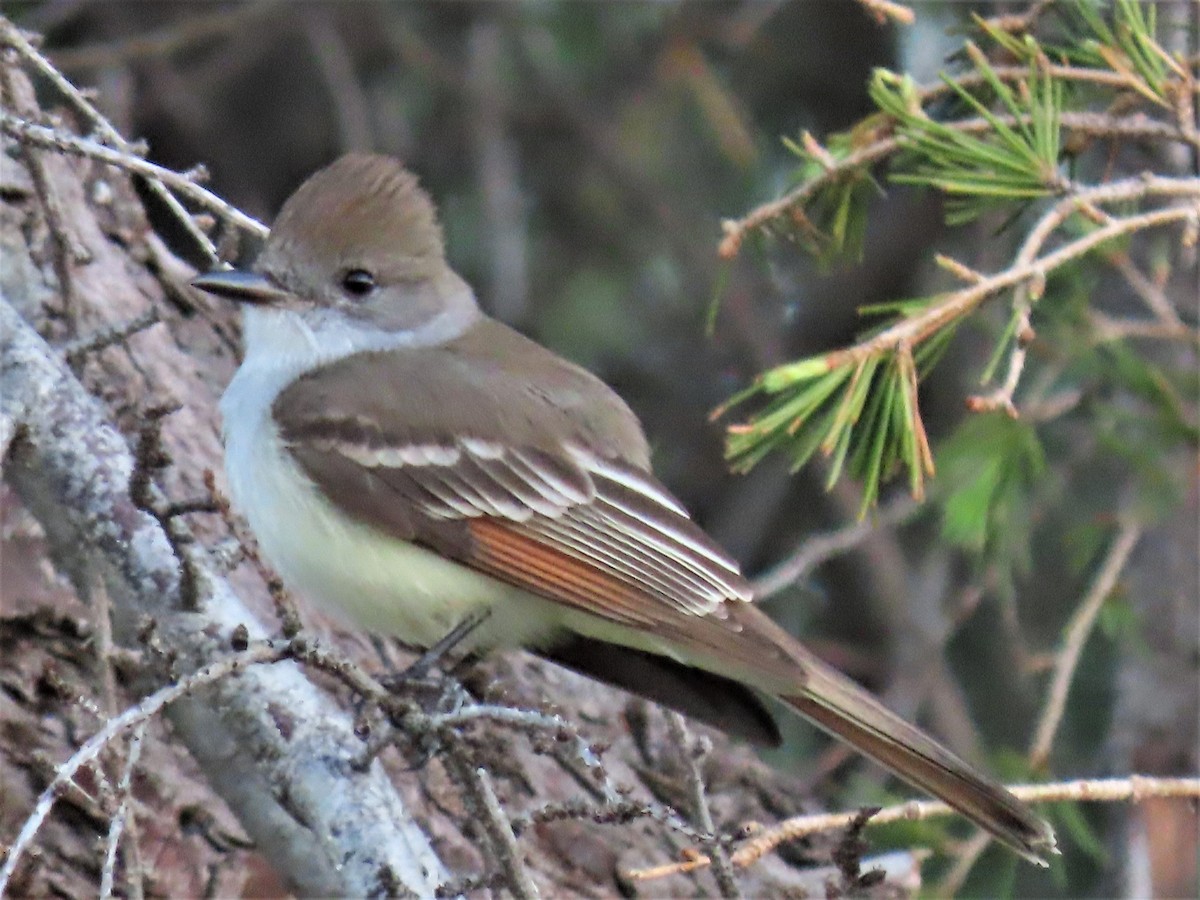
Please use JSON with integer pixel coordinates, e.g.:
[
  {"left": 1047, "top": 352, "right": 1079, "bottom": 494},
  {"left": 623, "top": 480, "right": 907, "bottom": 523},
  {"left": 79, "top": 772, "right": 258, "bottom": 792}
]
[{"left": 222, "top": 408, "right": 559, "bottom": 651}]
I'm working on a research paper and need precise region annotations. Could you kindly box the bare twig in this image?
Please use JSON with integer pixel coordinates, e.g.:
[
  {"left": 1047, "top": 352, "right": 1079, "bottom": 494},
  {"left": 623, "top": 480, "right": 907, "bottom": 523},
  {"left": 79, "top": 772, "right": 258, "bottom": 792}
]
[
  {"left": 0, "top": 18, "right": 225, "bottom": 263},
  {"left": 0, "top": 55, "right": 86, "bottom": 327},
  {"left": 424, "top": 701, "right": 639, "bottom": 816},
  {"left": 509, "top": 797, "right": 706, "bottom": 842},
  {"left": 935, "top": 518, "right": 1145, "bottom": 891},
  {"left": 98, "top": 722, "right": 147, "bottom": 900},
  {"left": 814, "top": 185, "right": 1196, "bottom": 373},
  {"left": 0, "top": 109, "right": 267, "bottom": 240},
  {"left": 63, "top": 309, "right": 161, "bottom": 365},
  {"left": 752, "top": 493, "right": 920, "bottom": 599},
  {"left": 666, "top": 713, "right": 740, "bottom": 899},
  {"left": 446, "top": 755, "right": 541, "bottom": 900},
  {"left": 0, "top": 641, "right": 290, "bottom": 894},
  {"left": 1089, "top": 310, "right": 1200, "bottom": 345},
  {"left": 935, "top": 830, "right": 993, "bottom": 898},
  {"left": 971, "top": 176, "right": 1196, "bottom": 413},
  {"left": 1028, "top": 520, "right": 1143, "bottom": 768},
  {"left": 1104, "top": 250, "right": 1189, "bottom": 329},
  {"left": 625, "top": 775, "right": 1200, "bottom": 881}
]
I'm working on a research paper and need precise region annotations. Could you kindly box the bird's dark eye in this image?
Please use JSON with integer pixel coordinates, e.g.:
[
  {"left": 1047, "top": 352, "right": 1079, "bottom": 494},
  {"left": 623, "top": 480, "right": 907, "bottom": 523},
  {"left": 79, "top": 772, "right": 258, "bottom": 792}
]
[{"left": 341, "top": 269, "right": 376, "bottom": 296}]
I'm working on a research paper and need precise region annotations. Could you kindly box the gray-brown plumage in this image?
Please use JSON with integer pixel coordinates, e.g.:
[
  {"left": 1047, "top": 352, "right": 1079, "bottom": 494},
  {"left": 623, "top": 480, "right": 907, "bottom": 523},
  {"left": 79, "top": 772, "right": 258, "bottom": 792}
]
[{"left": 195, "top": 154, "right": 1057, "bottom": 863}]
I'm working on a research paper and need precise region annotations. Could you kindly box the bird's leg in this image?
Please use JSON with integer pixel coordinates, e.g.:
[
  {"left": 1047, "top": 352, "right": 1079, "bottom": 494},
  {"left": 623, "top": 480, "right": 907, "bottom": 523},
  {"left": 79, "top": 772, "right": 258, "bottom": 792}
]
[
  {"left": 378, "top": 608, "right": 492, "bottom": 711},
  {"left": 402, "top": 608, "right": 492, "bottom": 681},
  {"left": 361, "top": 611, "right": 493, "bottom": 771}
]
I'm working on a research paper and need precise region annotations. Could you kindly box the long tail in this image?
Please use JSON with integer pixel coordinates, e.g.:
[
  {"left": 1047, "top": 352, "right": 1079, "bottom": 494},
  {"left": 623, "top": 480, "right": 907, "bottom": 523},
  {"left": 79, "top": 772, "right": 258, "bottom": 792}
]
[{"left": 781, "top": 659, "right": 1057, "bottom": 864}]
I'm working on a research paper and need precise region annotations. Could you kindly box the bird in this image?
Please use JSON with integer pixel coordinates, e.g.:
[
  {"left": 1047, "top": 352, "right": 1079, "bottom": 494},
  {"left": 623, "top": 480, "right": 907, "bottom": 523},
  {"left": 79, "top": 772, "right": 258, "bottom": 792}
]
[{"left": 192, "top": 153, "right": 1056, "bottom": 863}]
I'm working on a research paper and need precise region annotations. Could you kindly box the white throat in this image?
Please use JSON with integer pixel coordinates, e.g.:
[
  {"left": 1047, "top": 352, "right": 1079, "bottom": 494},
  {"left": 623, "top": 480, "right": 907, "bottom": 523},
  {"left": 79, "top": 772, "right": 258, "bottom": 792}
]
[
  {"left": 221, "top": 289, "right": 478, "bottom": 419},
  {"left": 245, "top": 294, "right": 475, "bottom": 376}
]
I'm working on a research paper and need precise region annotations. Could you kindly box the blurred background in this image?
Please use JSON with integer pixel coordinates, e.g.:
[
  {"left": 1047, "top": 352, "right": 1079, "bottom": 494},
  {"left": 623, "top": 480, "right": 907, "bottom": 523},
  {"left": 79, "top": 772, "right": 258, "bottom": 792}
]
[{"left": 9, "top": 2, "right": 1196, "bottom": 896}]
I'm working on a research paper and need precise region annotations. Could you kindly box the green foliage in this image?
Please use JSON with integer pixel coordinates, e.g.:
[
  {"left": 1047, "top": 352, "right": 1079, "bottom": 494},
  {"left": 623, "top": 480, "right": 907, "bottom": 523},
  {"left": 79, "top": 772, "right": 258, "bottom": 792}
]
[
  {"left": 937, "top": 413, "right": 1045, "bottom": 567},
  {"left": 718, "top": 0, "right": 1196, "bottom": 532},
  {"left": 1047, "top": 799, "right": 1107, "bottom": 864},
  {"left": 1065, "top": 0, "right": 1172, "bottom": 103},
  {"left": 955, "top": 842, "right": 1023, "bottom": 897},
  {"left": 1071, "top": 336, "right": 1199, "bottom": 521},
  {"left": 1095, "top": 595, "right": 1144, "bottom": 647},
  {"left": 722, "top": 330, "right": 952, "bottom": 515},
  {"left": 780, "top": 130, "right": 883, "bottom": 265},
  {"left": 872, "top": 52, "right": 1065, "bottom": 225}
]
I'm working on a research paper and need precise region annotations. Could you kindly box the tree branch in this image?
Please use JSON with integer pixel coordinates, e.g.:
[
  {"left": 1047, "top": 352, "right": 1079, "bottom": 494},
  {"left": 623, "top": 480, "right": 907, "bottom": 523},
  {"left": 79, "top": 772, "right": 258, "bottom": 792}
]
[
  {"left": 1028, "top": 520, "right": 1143, "bottom": 768},
  {"left": 626, "top": 775, "right": 1200, "bottom": 882},
  {"left": 0, "top": 299, "right": 447, "bottom": 897},
  {"left": 0, "top": 109, "right": 267, "bottom": 241}
]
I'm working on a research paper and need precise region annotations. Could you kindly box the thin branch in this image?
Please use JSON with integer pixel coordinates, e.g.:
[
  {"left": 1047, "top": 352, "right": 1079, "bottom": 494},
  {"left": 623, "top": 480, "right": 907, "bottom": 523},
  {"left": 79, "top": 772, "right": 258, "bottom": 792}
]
[
  {"left": 1089, "top": 310, "right": 1200, "bottom": 345},
  {"left": 427, "top": 704, "right": 582, "bottom": 734},
  {"left": 819, "top": 185, "right": 1197, "bottom": 372},
  {"left": 720, "top": 111, "right": 1199, "bottom": 258},
  {"left": 446, "top": 755, "right": 541, "bottom": 900},
  {"left": 938, "top": 518, "right": 1145, "bottom": 890},
  {"left": 1104, "top": 249, "right": 1189, "bottom": 330},
  {"left": 0, "top": 18, "right": 224, "bottom": 263},
  {"left": 666, "top": 713, "right": 741, "bottom": 899},
  {"left": 1028, "top": 520, "right": 1143, "bottom": 768},
  {"left": 1, "top": 57, "right": 86, "bottom": 328},
  {"left": 509, "top": 798, "right": 705, "bottom": 841},
  {"left": 0, "top": 642, "right": 290, "bottom": 894},
  {"left": 0, "top": 109, "right": 267, "bottom": 240},
  {"left": 935, "top": 830, "right": 993, "bottom": 898},
  {"left": 474, "top": 765, "right": 541, "bottom": 900},
  {"left": 751, "top": 493, "right": 920, "bottom": 599},
  {"left": 420, "top": 701, "right": 657, "bottom": 821},
  {"left": 625, "top": 775, "right": 1200, "bottom": 882},
  {"left": 972, "top": 176, "right": 1194, "bottom": 412},
  {"left": 98, "top": 722, "right": 147, "bottom": 900},
  {"left": 63, "top": 309, "right": 161, "bottom": 365}
]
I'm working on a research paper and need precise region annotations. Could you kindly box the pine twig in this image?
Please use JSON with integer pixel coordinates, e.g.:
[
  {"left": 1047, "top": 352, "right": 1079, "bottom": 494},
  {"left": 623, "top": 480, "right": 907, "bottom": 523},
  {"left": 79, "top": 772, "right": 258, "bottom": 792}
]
[{"left": 624, "top": 775, "right": 1200, "bottom": 882}]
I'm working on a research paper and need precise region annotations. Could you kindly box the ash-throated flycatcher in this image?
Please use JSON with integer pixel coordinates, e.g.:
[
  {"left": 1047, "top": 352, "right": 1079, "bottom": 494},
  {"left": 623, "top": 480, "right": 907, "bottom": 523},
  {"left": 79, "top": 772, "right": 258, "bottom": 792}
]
[{"left": 193, "top": 154, "right": 1055, "bottom": 862}]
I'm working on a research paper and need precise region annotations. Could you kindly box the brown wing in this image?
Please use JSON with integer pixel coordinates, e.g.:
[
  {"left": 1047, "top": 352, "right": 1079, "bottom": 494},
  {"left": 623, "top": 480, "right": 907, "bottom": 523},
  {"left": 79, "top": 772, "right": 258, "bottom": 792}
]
[
  {"left": 287, "top": 429, "right": 752, "bottom": 626},
  {"left": 274, "top": 321, "right": 806, "bottom": 688}
]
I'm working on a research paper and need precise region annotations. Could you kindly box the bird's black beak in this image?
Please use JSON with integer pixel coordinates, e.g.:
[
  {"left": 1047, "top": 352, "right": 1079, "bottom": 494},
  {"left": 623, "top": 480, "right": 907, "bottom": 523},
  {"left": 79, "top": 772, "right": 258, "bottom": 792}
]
[{"left": 191, "top": 269, "right": 291, "bottom": 305}]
